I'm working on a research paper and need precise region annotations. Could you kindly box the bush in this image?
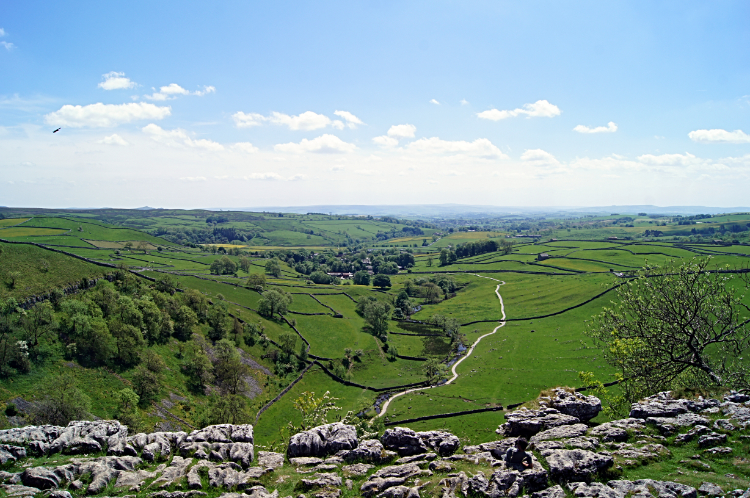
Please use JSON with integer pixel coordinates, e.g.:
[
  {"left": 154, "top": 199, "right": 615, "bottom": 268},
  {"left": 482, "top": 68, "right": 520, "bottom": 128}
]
[{"left": 30, "top": 373, "right": 91, "bottom": 426}]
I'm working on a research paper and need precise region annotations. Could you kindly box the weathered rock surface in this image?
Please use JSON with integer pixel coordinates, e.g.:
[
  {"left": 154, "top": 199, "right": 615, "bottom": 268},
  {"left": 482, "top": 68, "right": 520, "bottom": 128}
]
[
  {"left": 300, "top": 472, "right": 342, "bottom": 489},
  {"left": 542, "top": 449, "right": 613, "bottom": 482},
  {"left": 498, "top": 408, "right": 580, "bottom": 438},
  {"left": 360, "top": 463, "right": 427, "bottom": 497},
  {"left": 288, "top": 423, "right": 357, "bottom": 458},
  {"left": 380, "top": 427, "right": 459, "bottom": 457},
  {"left": 336, "top": 438, "right": 396, "bottom": 464},
  {"left": 629, "top": 393, "right": 691, "bottom": 419},
  {"left": 549, "top": 389, "right": 602, "bottom": 422},
  {"left": 342, "top": 463, "right": 374, "bottom": 476},
  {"left": 531, "top": 424, "right": 590, "bottom": 443},
  {"left": 608, "top": 479, "right": 697, "bottom": 498}
]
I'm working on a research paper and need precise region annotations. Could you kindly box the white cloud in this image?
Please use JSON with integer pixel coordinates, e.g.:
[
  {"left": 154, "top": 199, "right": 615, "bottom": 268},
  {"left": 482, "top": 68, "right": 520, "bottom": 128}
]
[
  {"left": 232, "top": 110, "right": 332, "bottom": 130},
  {"left": 274, "top": 134, "right": 356, "bottom": 154},
  {"left": 637, "top": 152, "right": 699, "bottom": 166},
  {"left": 372, "top": 135, "right": 399, "bottom": 147},
  {"left": 407, "top": 137, "right": 507, "bottom": 159},
  {"left": 356, "top": 169, "right": 380, "bottom": 176},
  {"left": 98, "top": 72, "right": 136, "bottom": 90},
  {"left": 145, "top": 83, "right": 214, "bottom": 100},
  {"left": 269, "top": 111, "right": 331, "bottom": 130},
  {"left": 97, "top": 134, "right": 129, "bottom": 146},
  {"left": 233, "top": 142, "right": 258, "bottom": 153},
  {"left": 180, "top": 176, "right": 207, "bottom": 182},
  {"left": 334, "top": 110, "right": 364, "bottom": 129},
  {"left": 430, "top": 99, "right": 440, "bottom": 105},
  {"left": 574, "top": 121, "right": 617, "bottom": 134},
  {"left": 232, "top": 112, "right": 266, "bottom": 128},
  {"left": 1, "top": 41, "right": 14, "bottom": 51},
  {"left": 521, "top": 149, "right": 560, "bottom": 165},
  {"left": 387, "top": 124, "right": 417, "bottom": 139},
  {"left": 244, "top": 172, "right": 283, "bottom": 180},
  {"left": 477, "top": 100, "right": 561, "bottom": 121},
  {"left": 142, "top": 123, "right": 224, "bottom": 151},
  {"left": 0, "top": 28, "right": 5, "bottom": 36},
  {"left": 45, "top": 102, "right": 171, "bottom": 127},
  {"left": 460, "top": 99, "right": 469, "bottom": 105},
  {"left": 332, "top": 120, "right": 345, "bottom": 130},
  {"left": 688, "top": 129, "right": 750, "bottom": 144}
]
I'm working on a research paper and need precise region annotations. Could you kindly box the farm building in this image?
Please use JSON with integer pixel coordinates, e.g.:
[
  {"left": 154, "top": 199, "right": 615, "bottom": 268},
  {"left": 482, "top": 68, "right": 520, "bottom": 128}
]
[{"left": 537, "top": 253, "right": 550, "bottom": 261}]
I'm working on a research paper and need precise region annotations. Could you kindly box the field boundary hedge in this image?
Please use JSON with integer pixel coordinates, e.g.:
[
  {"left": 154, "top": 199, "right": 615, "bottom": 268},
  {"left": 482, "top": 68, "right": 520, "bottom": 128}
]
[{"left": 384, "top": 405, "right": 504, "bottom": 426}]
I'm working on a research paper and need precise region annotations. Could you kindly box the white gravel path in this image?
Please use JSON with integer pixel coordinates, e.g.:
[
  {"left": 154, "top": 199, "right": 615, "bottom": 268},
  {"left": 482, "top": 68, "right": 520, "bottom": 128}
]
[{"left": 377, "top": 274, "right": 506, "bottom": 417}]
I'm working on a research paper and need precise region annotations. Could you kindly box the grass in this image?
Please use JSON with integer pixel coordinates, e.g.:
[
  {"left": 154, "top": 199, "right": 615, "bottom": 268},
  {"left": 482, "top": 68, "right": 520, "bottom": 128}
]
[
  {"left": 0, "top": 241, "right": 108, "bottom": 300},
  {"left": 0, "top": 227, "right": 69, "bottom": 237},
  {"left": 0, "top": 218, "right": 30, "bottom": 227}
]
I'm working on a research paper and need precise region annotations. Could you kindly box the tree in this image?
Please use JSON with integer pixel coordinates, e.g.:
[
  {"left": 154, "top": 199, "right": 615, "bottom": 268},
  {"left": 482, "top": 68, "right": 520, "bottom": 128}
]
[
  {"left": 427, "top": 256, "right": 433, "bottom": 267},
  {"left": 173, "top": 305, "right": 198, "bottom": 341},
  {"left": 243, "top": 321, "right": 264, "bottom": 346},
  {"left": 361, "top": 299, "right": 392, "bottom": 338},
  {"left": 207, "top": 302, "right": 230, "bottom": 342},
  {"left": 353, "top": 271, "right": 370, "bottom": 286},
  {"left": 239, "top": 257, "right": 251, "bottom": 273},
  {"left": 114, "top": 388, "right": 142, "bottom": 431},
  {"left": 246, "top": 273, "right": 266, "bottom": 290},
  {"left": 7, "top": 271, "right": 21, "bottom": 289},
  {"left": 292, "top": 391, "right": 341, "bottom": 431},
  {"left": 423, "top": 358, "right": 448, "bottom": 384},
  {"left": 137, "top": 298, "right": 163, "bottom": 345},
  {"left": 258, "top": 289, "right": 293, "bottom": 318},
  {"left": 278, "top": 332, "right": 298, "bottom": 356},
  {"left": 109, "top": 321, "right": 146, "bottom": 367},
  {"left": 439, "top": 249, "right": 449, "bottom": 266},
  {"left": 310, "top": 271, "right": 332, "bottom": 284},
  {"left": 20, "top": 301, "right": 55, "bottom": 348},
  {"left": 135, "top": 240, "right": 149, "bottom": 253},
  {"left": 30, "top": 372, "right": 91, "bottom": 426},
  {"left": 378, "top": 262, "right": 399, "bottom": 275},
  {"left": 372, "top": 274, "right": 391, "bottom": 289},
  {"left": 265, "top": 258, "right": 282, "bottom": 277},
  {"left": 588, "top": 258, "right": 750, "bottom": 403},
  {"left": 182, "top": 341, "right": 214, "bottom": 393},
  {"left": 422, "top": 282, "right": 442, "bottom": 303},
  {"left": 213, "top": 339, "right": 249, "bottom": 395},
  {"left": 132, "top": 365, "right": 161, "bottom": 406},
  {"left": 195, "top": 393, "right": 252, "bottom": 427},
  {"left": 395, "top": 291, "right": 412, "bottom": 317},
  {"left": 155, "top": 274, "right": 177, "bottom": 294}
]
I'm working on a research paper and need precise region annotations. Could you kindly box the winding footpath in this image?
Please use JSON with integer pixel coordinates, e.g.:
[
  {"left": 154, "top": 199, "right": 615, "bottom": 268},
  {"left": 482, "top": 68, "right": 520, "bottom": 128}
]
[{"left": 378, "top": 274, "right": 507, "bottom": 417}]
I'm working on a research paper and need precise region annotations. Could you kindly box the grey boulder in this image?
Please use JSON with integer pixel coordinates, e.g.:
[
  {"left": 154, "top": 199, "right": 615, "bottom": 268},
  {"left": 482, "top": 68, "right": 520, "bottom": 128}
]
[
  {"left": 549, "top": 389, "right": 602, "bottom": 422},
  {"left": 543, "top": 449, "right": 613, "bottom": 482},
  {"left": 288, "top": 423, "right": 357, "bottom": 458}
]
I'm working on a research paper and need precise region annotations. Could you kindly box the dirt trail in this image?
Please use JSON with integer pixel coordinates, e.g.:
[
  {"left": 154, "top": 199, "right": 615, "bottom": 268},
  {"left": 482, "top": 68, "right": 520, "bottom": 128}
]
[{"left": 378, "top": 274, "right": 506, "bottom": 417}]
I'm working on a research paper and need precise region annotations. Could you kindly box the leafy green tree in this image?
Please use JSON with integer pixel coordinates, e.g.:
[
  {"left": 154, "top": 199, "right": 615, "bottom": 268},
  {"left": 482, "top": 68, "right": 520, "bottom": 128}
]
[
  {"left": 173, "top": 305, "right": 198, "bottom": 341},
  {"left": 353, "top": 271, "right": 370, "bottom": 286},
  {"left": 243, "top": 320, "right": 264, "bottom": 346},
  {"left": 213, "top": 339, "right": 249, "bottom": 394},
  {"left": 246, "top": 273, "right": 266, "bottom": 290},
  {"left": 70, "top": 315, "right": 117, "bottom": 366},
  {"left": 182, "top": 341, "right": 214, "bottom": 393},
  {"left": 422, "top": 282, "right": 442, "bottom": 303},
  {"left": 265, "top": 258, "right": 282, "bottom": 277},
  {"left": 372, "top": 274, "right": 391, "bottom": 289},
  {"left": 292, "top": 391, "right": 341, "bottom": 431},
  {"left": 258, "top": 289, "right": 293, "bottom": 318},
  {"left": 132, "top": 364, "right": 162, "bottom": 406},
  {"left": 278, "top": 332, "right": 298, "bottom": 356},
  {"left": 439, "top": 249, "right": 449, "bottom": 266},
  {"left": 239, "top": 257, "right": 251, "bottom": 273},
  {"left": 588, "top": 257, "right": 750, "bottom": 403},
  {"left": 115, "top": 388, "right": 142, "bottom": 431},
  {"left": 109, "top": 321, "right": 146, "bottom": 367},
  {"left": 207, "top": 302, "right": 230, "bottom": 342},
  {"left": 395, "top": 291, "right": 412, "bottom": 317},
  {"left": 181, "top": 288, "right": 209, "bottom": 320},
  {"left": 30, "top": 372, "right": 91, "bottom": 425},
  {"left": 155, "top": 274, "right": 177, "bottom": 294},
  {"left": 195, "top": 394, "right": 252, "bottom": 427},
  {"left": 360, "top": 299, "right": 392, "bottom": 338},
  {"left": 19, "top": 301, "right": 55, "bottom": 349},
  {"left": 310, "top": 271, "right": 332, "bottom": 284},
  {"left": 378, "top": 262, "right": 399, "bottom": 275},
  {"left": 137, "top": 298, "right": 163, "bottom": 345},
  {"left": 423, "top": 358, "right": 448, "bottom": 384},
  {"left": 117, "top": 296, "right": 143, "bottom": 329},
  {"left": 7, "top": 271, "right": 21, "bottom": 289}
]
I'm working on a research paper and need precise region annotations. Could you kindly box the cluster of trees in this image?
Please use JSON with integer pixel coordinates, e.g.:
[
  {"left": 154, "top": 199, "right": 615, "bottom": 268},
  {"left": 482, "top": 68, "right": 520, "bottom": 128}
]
[
  {"left": 356, "top": 296, "right": 392, "bottom": 340},
  {"left": 402, "top": 275, "right": 457, "bottom": 304},
  {"left": 452, "top": 239, "right": 514, "bottom": 258}
]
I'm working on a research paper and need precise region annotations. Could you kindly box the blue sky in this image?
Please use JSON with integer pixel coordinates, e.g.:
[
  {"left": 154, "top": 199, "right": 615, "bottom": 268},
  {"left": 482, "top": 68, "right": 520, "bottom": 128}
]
[{"left": 1, "top": 1, "right": 749, "bottom": 208}]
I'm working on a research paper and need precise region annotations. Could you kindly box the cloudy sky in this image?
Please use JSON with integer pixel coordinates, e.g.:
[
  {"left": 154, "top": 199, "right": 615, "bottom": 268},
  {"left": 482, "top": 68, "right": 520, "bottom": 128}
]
[{"left": 1, "top": 1, "right": 749, "bottom": 209}]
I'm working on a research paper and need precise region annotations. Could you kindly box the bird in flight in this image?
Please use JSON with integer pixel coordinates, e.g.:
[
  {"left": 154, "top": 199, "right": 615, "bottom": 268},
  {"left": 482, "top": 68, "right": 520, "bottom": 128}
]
[{"left": 53, "top": 128, "right": 61, "bottom": 133}]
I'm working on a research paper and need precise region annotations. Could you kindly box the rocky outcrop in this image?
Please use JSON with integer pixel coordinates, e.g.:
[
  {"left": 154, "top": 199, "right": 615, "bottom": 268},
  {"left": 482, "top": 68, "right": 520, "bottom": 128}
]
[
  {"left": 549, "top": 389, "right": 602, "bottom": 422},
  {"left": 498, "top": 407, "right": 580, "bottom": 438},
  {"left": 380, "top": 427, "right": 459, "bottom": 457},
  {"left": 287, "top": 423, "right": 357, "bottom": 458},
  {"left": 542, "top": 449, "right": 613, "bottom": 482}
]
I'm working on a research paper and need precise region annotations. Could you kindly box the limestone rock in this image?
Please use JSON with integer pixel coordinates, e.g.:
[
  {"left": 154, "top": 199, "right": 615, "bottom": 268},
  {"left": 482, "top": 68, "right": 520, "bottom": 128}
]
[
  {"left": 588, "top": 424, "right": 628, "bottom": 443},
  {"left": 543, "top": 449, "right": 613, "bottom": 482},
  {"left": 698, "top": 482, "right": 724, "bottom": 496},
  {"left": 258, "top": 451, "right": 285, "bottom": 469},
  {"left": 549, "top": 389, "right": 602, "bottom": 422},
  {"left": 608, "top": 479, "right": 697, "bottom": 498},
  {"left": 713, "top": 419, "right": 737, "bottom": 432},
  {"left": 381, "top": 428, "right": 426, "bottom": 457},
  {"left": 532, "top": 484, "right": 566, "bottom": 498},
  {"left": 115, "top": 465, "right": 166, "bottom": 492},
  {"left": 20, "top": 467, "right": 64, "bottom": 490},
  {"left": 440, "top": 471, "right": 469, "bottom": 498},
  {"left": 724, "top": 391, "right": 750, "bottom": 403},
  {"left": 697, "top": 432, "right": 727, "bottom": 449},
  {"left": 629, "top": 393, "right": 690, "bottom": 419},
  {"left": 288, "top": 423, "right": 357, "bottom": 459},
  {"left": 499, "top": 408, "right": 580, "bottom": 438},
  {"left": 531, "top": 424, "right": 589, "bottom": 443},
  {"left": 342, "top": 463, "right": 373, "bottom": 476},
  {"left": 0, "top": 445, "right": 27, "bottom": 465},
  {"left": 568, "top": 481, "right": 623, "bottom": 498},
  {"left": 300, "top": 473, "right": 342, "bottom": 489},
  {"left": 337, "top": 439, "right": 395, "bottom": 464},
  {"left": 1, "top": 484, "right": 42, "bottom": 498}
]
